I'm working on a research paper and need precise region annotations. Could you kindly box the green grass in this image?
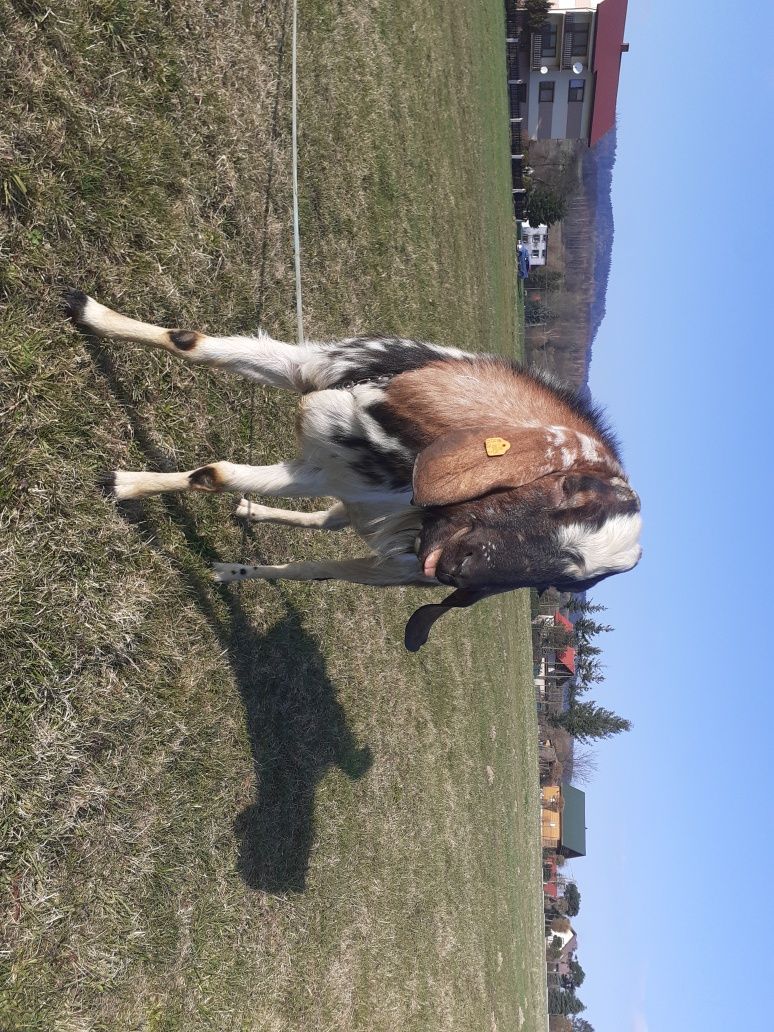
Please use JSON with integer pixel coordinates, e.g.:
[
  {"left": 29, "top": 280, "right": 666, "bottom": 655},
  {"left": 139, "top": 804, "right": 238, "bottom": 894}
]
[{"left": 0, "top": 1, "right": 544, "bottom": 1029}]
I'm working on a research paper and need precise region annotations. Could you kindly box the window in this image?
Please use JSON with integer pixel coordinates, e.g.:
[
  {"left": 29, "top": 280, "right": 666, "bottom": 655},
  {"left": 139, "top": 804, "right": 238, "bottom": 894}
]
[
  {"left": 540, "top": 22, "right": 557, "bottom": 58},
  {"left": 571, "top": 27, "right": 590, "bottom": 56},
  {"left": 568, "top": 79, "right": 585, "bottom": 102},
  {"left": 539, "top": 81, "right": 555, "bottom": 103},
  {"left": 532, "top": 249, "right": 540, "bottom": 258}
]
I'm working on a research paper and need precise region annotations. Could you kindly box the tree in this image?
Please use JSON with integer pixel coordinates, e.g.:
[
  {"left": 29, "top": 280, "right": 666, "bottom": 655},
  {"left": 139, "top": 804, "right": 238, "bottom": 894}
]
[
  {"left": 525, "top": 299, "right": 554, "bottom": 325},
  {"left": 574, "top": 656, "right": 605, "bottom": 690},
  {"left": 562, "top": 744, "right": 598, "bottom": 786},
  {"left": 540, "top": 622, "right": 573, "bottom": 650},
  {"left": 573, "top": 617, "right": 614, "bottom": 641},
  {"left": 545, "top": 896, "right": 568, "bottom": 919},
  {"left": 563, "top": 994, "right": 586, "bottom": 1016},
  {"left": 548, "top": 989, "right": 586, "bottom": 1016},
  {"left": 563, "top": 882, "right": 581, "bottom": 917},
  {"left": 523, "top": 0, "right": 552, "bottom": 32},
  {"left": 551, "top": 701, "right": 632, "bottom": 743},
  {"left": 526, "top": 185, "right": 568, "bottom": 227},
  {"left": 566, "top": 597, "right": 608, "bottom": 616},
  {"left": 567, "top": 958, "right": 586, "bottom": 987},
  {"left": 549, "top": 1018, "right": 573, "bottom": 1032},
  {"left": 571, "top": 1020, "right": 595, "bottom": 1032}
]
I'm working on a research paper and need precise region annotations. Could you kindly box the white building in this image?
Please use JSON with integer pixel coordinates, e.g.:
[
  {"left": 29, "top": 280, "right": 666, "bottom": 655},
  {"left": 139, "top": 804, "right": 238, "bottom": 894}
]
[
  {"left": 511, "top": 0, "right": 630, "bottom": 146},
  {"left": 521, "top": 221, "right": 548, "bottom": 266}
]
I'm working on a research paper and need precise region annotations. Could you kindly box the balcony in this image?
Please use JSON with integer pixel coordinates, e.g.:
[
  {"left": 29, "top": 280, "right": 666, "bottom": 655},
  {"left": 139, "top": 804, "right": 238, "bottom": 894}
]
[
  {"left": 530, "top": 15, "right": 592, "bottom": 72},
  {"left": 561, "top": 17, "right": 592, "bottom": 70},
  {"left": 531, "top": 28, "right": 559, "bottom": 72}
]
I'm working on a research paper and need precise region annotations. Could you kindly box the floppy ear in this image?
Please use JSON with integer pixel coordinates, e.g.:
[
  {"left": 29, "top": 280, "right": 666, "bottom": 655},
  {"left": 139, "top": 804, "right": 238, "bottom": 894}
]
[
  {"left": 412, "top": 426, "right": 596, "bottom": 507},
  {"left": 404, "top": 588, "right": 496, "bottom": 652}
]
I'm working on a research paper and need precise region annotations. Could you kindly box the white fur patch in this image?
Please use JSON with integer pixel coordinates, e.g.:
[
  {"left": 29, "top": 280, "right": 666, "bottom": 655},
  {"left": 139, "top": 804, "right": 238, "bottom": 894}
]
[
  {"left": 578, "top": 433, "right": 602, "bottom": 463},
  {"left": 558, "top": 513, "right": 643, "bottom": 579}
]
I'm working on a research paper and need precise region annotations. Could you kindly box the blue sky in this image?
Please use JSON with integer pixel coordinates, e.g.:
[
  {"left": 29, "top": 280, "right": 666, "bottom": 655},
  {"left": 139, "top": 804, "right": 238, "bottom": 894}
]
[{"left": 568, "top": 2, "right": 774, "bottom": 1029}]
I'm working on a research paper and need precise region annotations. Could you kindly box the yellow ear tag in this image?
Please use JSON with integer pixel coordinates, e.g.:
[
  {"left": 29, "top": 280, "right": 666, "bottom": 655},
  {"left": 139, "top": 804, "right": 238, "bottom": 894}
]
[{"left": 485, "top": 437, "right": 511, "bottom": 457}]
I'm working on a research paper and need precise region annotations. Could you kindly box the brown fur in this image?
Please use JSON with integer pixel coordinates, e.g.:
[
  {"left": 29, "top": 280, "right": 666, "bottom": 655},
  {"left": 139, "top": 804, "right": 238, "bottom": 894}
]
[
  {"left": 384, "top": 358, "right": 609, "bottom": 442},
  {"left": 168, "top": 329, "right": 200, "bottom": 351},
  {"left": 188, "top": 465, "right": 222, "bottom": 491},
  {"left": 387, "top": 359, "right": 621, "bottom": 507}
]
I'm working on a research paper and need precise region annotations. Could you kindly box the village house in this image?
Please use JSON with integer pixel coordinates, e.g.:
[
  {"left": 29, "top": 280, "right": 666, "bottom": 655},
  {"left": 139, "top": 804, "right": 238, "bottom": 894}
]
[
  {"left": 521, "top": 220, "right": 549, "bottom": 265},
  {"left": 541, "top": 783, "right": 587, "bottom": 859},
  {"left": 507, "top": 0, "right": 629, "bottom": 146},
  {"left": 534, "top": 609, "right": 576, "bottom": 717}
]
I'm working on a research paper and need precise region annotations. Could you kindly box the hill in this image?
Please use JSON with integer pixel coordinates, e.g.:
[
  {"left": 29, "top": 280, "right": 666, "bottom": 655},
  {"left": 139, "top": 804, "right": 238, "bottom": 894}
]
[{"left": 524, "top": 128, "right": 618, "bottom": 390}]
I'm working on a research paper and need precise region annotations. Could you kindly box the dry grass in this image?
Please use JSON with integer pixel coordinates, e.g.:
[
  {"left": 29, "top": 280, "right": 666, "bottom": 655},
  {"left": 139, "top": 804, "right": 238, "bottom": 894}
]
[{"left": 1, "top": 1, "right": 545, "bottom": 1029}]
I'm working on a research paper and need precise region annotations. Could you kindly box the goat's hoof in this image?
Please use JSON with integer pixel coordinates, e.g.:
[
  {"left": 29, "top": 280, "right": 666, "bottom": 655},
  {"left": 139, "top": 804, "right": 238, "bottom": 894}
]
[
  {"left": 234, "top": 498, "right": 252, "bottom": 520},
  {"left": 212, "top": 562, "right": 250, "bottom": 583},
  {"left": 62, "top": 288, "right": 91, "bottom": 327},
  {"left": 235, "top": 498, "right": 266, "bottom": 521},
  {"left": 98, "top": 470, "right": 145, "bottom": 502},
  {"left": 97, "top": 471, "right": 117, "bottom": 498}
]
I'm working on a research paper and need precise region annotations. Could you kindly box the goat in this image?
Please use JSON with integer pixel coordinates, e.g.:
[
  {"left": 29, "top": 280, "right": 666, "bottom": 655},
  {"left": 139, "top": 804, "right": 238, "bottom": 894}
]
[{"left": 64, "top": 290, "right": 642, "bottom": 651}]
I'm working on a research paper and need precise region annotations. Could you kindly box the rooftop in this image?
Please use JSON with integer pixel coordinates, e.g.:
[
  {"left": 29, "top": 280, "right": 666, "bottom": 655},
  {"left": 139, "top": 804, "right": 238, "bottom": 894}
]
[{"left": 590, "top": 0, "right": 629, "bottom": 146}]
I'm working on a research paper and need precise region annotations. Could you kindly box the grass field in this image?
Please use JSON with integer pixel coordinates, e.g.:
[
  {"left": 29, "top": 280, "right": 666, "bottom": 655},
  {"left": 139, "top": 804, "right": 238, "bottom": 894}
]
[{"left": 0, "top": 1, "right": 545, "bottom": 1029}]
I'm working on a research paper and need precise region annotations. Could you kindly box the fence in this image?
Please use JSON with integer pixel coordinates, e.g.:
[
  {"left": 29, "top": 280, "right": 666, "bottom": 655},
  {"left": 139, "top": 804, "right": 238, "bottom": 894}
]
[{"left": 504, "top": 3, "right": 527, "bottom": 220}]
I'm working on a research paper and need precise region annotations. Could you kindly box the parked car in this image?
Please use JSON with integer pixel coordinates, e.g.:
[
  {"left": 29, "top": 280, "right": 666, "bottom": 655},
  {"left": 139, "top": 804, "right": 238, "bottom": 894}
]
[{"left": 517, "top": 241, "right": 530, "bottom": 280}]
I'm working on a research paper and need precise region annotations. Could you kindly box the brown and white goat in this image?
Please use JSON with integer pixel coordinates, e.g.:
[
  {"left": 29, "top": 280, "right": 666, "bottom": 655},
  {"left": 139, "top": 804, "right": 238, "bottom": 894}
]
[{"left": 64, "top": 290, "right": 642, "bottom": 650}]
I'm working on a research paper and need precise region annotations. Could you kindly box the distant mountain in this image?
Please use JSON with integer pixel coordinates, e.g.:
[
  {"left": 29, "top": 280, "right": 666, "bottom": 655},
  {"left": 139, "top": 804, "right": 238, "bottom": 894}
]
[
  {"left": 524, "top": 127, "right": 618, "bottom": 391},
  {"left": 585, "top": 127, "right": 618, "bottom": 373}
]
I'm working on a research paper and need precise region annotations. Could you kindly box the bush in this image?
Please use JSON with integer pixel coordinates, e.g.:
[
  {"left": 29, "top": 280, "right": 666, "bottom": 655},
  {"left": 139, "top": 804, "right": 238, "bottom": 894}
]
[{"left": 526, "top": 185, "right": 568, "bottom": 227}]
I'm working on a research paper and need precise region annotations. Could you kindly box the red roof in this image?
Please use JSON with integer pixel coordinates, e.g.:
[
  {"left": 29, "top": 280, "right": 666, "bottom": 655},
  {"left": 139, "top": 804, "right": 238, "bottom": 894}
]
[
  {"left": 590, "top": 0, "right": 629, "bottom": 146},
  {"left": 554, "top": 611, "right": 573, "bottom": 632},
  {"left": 558, "top": 646, "right": 576, "bottom": 674},
  {"left": 553, "top": 611, "right": 576, "bottom": 673}
]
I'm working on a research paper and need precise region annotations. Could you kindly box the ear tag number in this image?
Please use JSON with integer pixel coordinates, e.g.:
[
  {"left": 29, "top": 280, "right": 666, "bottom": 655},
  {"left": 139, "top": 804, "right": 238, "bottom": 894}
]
[{"left": 485, "top": 437, "right": 511, "bottom": 457}]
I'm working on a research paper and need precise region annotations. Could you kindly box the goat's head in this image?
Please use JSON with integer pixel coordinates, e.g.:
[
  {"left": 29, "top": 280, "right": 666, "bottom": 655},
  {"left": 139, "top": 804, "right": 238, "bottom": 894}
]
[{"left": 405, "top": 425, "right": 642, "bottom": 651}]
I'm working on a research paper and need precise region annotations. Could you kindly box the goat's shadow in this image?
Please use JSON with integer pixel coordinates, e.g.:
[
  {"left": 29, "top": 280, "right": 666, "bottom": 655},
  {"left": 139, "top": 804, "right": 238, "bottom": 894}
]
[
  {"left": 226, "top": 596, "right": 373, "bottom": 893},
  {"left": 178, "top": 526, "right": 373, "bottom": 894},
  {"left": 90, "top": 345, "right": 373, "bottom": 892}
]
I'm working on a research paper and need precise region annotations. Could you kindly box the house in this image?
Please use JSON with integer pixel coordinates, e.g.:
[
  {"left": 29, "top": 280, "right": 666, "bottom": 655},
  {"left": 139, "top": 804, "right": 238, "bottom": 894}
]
[
  {"left": 543, "top": 853, "right": 559, "bottom": 898},
  {"left": 521, "top": 220, "right": 548, "bottom": 266},
  {"left": 533, "top": 609, "right": 576, "bottom": 715},
  {"left": 546, "top": 924, "right": 576, "bottom": 953},
  {"left": 508, "top": 0, "right": 629, "bottom": 146},
  {"left": 556, "top": 934, "right": 578, "bottom": 979},
  {"left": 541, "top": 783, "right": 587, "bottom": 858}
]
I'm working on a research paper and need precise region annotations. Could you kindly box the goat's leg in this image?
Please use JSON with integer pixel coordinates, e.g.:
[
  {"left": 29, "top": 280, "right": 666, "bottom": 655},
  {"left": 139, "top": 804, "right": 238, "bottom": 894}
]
[
  {"left": 212, "top": 555, "right": 433, "bottom": 586},
  {"left": 103, "top": 460, "right": 329, "bottom": 502},
  {"left": 64, "top": 290, "right": 322, "bottom": 391},
  {"left": 235, "top": 498, "right": 350, "bottom": 530}
]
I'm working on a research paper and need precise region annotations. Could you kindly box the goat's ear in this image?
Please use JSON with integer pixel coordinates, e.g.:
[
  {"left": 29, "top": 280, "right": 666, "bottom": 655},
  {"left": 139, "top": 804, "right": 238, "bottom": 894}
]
[
  {"left": 412, "top": 426, "right": 592, "bottom": 507},
  {"left": 404, "top": 588, "right": 495, "bottom": 652}
]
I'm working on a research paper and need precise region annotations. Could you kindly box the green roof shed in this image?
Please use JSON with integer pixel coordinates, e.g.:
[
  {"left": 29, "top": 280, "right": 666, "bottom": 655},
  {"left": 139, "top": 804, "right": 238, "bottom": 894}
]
[{"left": 559, "top": 784, "right": 587, "bottom": 859}]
